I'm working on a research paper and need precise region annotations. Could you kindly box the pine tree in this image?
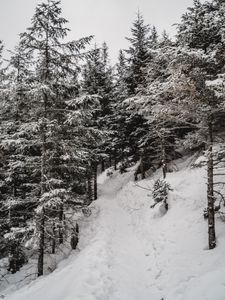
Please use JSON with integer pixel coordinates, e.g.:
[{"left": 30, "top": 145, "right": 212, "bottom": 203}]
[
  {"left": 0, "top": 42, "right": 36, "bottom": 273},
  {"left": 19, "top": 0, "right": 93, "bottom": 276},
  {"left": 82, "top": 42, "right": 114, "bottom": 172},
  {"left": 83, "top": 42, "right": 114, "bottom": 117},
  {"left": 127, "top": 43, "right": 180, "bottom": 179},
  {"left": 159, "top": 30, "right": 173, "bottom": 47},
  {"left": 110, "top": 13, "right": 154, "bottom": 169},
  {"left": 125, "top": 12, "right": 151, "bottom": 95},
  {"left": 177, "top": 0, "right": 225, "bottom": 69},
  {"left": 176, "top": 0, "right": 225, "bottom": 249},
  {"left": 169, "top": 48, "right": 223, "bottom": 249},
  {"left": 110, "top": 50, "right": 129, "bottom": 168},
  {"left": 115, "top": 50, "right": 129, "bottom": 99},
  {"left": 150, "top": 26, "right": 158, "bottom": 49}
]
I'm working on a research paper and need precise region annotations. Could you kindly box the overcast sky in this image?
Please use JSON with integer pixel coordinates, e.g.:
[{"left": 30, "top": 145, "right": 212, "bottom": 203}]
[{"left": 0, "top": 0, "right": 194, "bottom": 63}]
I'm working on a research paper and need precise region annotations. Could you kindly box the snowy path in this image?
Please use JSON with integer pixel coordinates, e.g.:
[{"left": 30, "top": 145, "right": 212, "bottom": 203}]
[{"left": 98, "top": 192, "right": 153, "bottom": 300}]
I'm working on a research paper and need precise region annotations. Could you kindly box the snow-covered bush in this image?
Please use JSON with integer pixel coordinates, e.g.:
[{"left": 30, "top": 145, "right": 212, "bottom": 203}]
[
  {"left": 151, "top": 179, "right": 172, "bottom": 210},
  {"left": 119, "top": 161, "right": 128, "bottom": 174},
  {"left": 106, "top": 168, "right": 114, "bottom": 177}
]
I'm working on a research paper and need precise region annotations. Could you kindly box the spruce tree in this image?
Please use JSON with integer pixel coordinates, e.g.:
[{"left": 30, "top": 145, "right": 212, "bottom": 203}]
[
  {"left": 0, "top": 41, "right": 37, "bottom": 272},
  {"left": 82, "top": 42, "right": 114, "bottom": 172},
  {"left": 169, "top": 49, "right": 223, "bottom": 249},
  {"left": 176, "top": 0, "right": 225, "bottom": 249},
  {"left": 19, "top": 0, "right": 93, "bottom": 276},
  {"left": 126, "top": 39, "right": 180, "bottom": 179},
  {"left": 111, "top": 13, "right": 154, "bottom": 168},
  {"left": 110, "top": 50, "right": 129, "bottom": 167},
  {"left": 177, "top": 0, "right": 225, "bottom": 68},
  {"left": 125, "top": 12, "right": 151, "bottom": 95}
]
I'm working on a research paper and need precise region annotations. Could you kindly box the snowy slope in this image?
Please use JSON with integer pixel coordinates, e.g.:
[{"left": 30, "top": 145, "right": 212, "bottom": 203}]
[{"left": 4, "top": 157, "right": 225, "bottom": 300}]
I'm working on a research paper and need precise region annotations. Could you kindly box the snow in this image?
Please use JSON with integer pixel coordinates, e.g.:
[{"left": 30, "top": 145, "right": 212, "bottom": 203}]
[{"left": 3, "top": 156, "right": 225, "bottom": 300}]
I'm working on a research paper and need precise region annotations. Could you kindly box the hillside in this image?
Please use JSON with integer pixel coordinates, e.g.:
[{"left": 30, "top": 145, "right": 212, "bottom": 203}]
[{"left": 3, "top": 155, "right": 225, "bottom": 300}]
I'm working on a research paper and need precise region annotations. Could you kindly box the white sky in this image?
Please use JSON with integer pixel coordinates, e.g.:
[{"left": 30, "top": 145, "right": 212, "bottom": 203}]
[{"left": 0, "top": 0, "right": 194, "bottom": 63}]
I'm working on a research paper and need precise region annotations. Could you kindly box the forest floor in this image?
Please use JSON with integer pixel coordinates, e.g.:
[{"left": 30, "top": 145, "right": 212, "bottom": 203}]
[{"left": 3, "top": 154, "right": 225, "bottom": 300}]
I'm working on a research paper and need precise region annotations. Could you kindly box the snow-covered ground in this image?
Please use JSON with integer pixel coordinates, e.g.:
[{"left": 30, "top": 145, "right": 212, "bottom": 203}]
[{"left": 3, "top": 156, "right": 225, "bottom": 300}]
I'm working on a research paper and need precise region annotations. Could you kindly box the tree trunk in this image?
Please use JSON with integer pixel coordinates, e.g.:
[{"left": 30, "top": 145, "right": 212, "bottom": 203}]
[
  {"left": 93, "top": 163, "right": 98, "bottom": 200},
  {"left": 70, "top": 223, "right": 79, "bottom": 250},
  {"left": 38, "top": 129, "right": 47, "bottom": 277},
  {"left": 109, "top": 154, "right": 112, "bottom": 167},
  {"left": 86, "top": 173, "right": 92, "bottom": 206},
  {"left": 114, "top": 159, "right": 117, "bottom": 171},
  {"left": 140, "top": 151, "right": 145, "bottom": 180},
  {"left": 37, "top": 23, "right": 50, "bottom": 277},
  {"left": 59, "top": 203, "right": 64, "bottom": 245},
  {"left": 52, "top": 222, "right": 56, "bottom": 254},
  {"left": 114, "top": 150, "right": 117, "bottom": 170},
  {"left": 101, "top": 160, "right": 105, "bottom": 172},
  {"left": 37, "top": 209, "right": 45, "bottom": 277},
  {"left": 207, "top": 117, "right": 216, "bottom": 249},
  {"left": 161, "top": 133, "right": 167, "bottom": 179}
]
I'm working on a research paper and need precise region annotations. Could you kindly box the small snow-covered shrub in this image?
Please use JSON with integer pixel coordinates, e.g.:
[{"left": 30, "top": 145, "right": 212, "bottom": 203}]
[
  {"left": 106, "top": 168, "right": 114, "bottom": 177},
  {"left": 151, "top": 179, "right": 172, "bottom": 210},
  {"left": 119, "top": 161, "right": 128, "bottom": 174},
  {"left": 82, "top": 207, "right": 92, "bottom": 217}
]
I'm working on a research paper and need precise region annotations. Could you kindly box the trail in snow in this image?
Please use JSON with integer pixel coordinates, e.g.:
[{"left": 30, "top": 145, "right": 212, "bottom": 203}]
[
  {"left": 4, "top": 157, "right": 225, "bottom": 300},
  {"left": 97, "top": 173, "right": 155, "bottom": 300}
]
